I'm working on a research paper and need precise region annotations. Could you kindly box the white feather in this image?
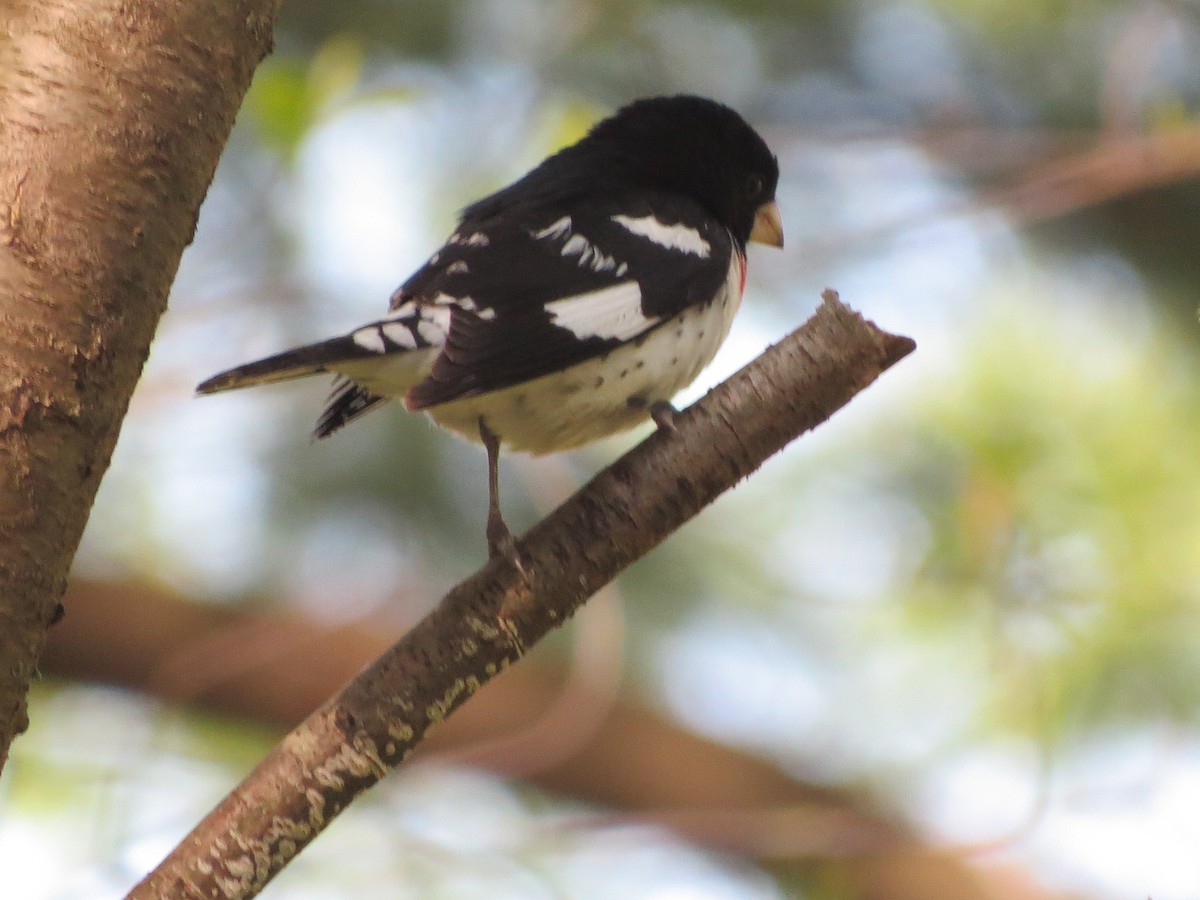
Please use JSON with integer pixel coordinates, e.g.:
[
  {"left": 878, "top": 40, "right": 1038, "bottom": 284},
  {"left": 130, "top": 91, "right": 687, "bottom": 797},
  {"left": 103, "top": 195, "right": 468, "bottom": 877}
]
[
  {"left": 381, "top": 322, "right": 417, "bottom": 349},
  {"left": 544, "top": 282, "right": 654, "bottom": 341},
  {"left": 533, "top": 216, "right": 572, "bottom": 240},
  {"left": 611, "top": 214, "right": 711, "bottom": 257},
  {"left": 351, "top": 327, "right": 387, "bottom": 352}
]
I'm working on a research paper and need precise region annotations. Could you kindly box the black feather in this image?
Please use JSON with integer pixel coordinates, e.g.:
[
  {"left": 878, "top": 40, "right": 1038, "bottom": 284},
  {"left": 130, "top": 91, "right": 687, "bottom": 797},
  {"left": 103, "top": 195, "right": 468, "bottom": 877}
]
[
  {"left": 196, "top": 335, "right": 375, "bottom": 395},
  {"left": 314, "top": 380, "right": 387, "bottom": 438}
]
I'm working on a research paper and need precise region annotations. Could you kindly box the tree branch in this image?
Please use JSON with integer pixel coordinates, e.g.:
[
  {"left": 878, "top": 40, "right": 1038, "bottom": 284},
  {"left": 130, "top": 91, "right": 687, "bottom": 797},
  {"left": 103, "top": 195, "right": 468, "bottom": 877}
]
[
  {"left": 129, "top": 291, "right": 915, "bottom": 899},
  {"left": 0, "top": 0, "right": 280, "bottom": 769}
]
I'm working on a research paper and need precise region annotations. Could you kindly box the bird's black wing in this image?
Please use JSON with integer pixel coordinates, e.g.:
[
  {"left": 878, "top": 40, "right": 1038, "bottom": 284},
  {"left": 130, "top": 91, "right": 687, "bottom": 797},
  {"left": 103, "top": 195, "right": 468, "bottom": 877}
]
[{"left": 404, "top": 192, "right": 734, "bottom": 410}]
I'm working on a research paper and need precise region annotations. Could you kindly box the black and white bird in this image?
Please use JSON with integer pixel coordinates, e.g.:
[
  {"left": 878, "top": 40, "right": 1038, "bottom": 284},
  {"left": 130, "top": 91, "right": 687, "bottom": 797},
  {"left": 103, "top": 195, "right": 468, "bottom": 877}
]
[{"left": 198, "top": 95, "right": 783, "bottom": 565}]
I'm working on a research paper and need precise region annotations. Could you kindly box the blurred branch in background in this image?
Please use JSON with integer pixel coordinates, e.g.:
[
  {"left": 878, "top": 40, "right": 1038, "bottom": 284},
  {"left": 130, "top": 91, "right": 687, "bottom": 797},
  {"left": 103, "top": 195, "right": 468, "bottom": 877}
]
[
  {"left": 46, "top": 579, "right": 1067, "bottom": 899},
  {"left": 972, "top": 125, "right": 1200, "bottom": 226},
  {"left": 793, "top": 122, "right": 1200, "bottom": 266}
]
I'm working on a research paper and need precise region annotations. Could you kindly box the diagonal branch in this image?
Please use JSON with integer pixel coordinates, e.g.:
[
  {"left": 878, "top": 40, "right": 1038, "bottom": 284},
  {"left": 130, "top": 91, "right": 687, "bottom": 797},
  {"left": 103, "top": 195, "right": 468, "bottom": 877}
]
[{"left": 129, "top": 290, "right": 915, "bottom": 899}]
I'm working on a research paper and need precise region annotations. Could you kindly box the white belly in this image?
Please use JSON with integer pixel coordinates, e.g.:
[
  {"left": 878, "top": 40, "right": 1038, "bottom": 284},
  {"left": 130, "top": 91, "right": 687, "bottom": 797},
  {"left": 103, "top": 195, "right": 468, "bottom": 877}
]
[{"left": 428, "top": 259, "right": 744, "bottom": 455}]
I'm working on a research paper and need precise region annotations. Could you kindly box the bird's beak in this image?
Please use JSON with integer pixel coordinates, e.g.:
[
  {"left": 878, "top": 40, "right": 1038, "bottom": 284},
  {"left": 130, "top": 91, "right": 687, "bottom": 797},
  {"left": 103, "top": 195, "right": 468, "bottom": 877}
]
[{"left": 749, "top": 199, "right": 784, "bottom": 248}]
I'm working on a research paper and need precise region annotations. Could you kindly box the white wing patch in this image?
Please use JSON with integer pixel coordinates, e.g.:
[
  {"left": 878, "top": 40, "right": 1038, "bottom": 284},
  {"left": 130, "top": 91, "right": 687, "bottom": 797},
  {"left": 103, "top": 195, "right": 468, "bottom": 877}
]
[
  {"left": 544, "top": 282, "right": 655, "bottom": 341},
  {"left": 352, "top": 327, "right": 387, "bottom": 352},
  {"left": 422, "top": 304, "right": 452, "bottom": 330},
  {"left": 385, "top": 299, "right": 417, "bottom": 319},
  {"left": 355, "top": 300, "right": 454, "bottom": 352},
  {"left": 533, "top": 215, "right": 622, "bottom": 274},
  {"left": 449, "top": 231, "right": 490, "bottom": 247},
  {"left": 416, "top": 304, "right": 451, "bottom": 343},
  {"left": 533, "top": 216, "right": 572, "bottom": 241},
  {"left": 560, "top": 233, "right": 621, "bottom": 273},
  {"left": 612, "top": 214, "right": 711, "bottom": 257},
  {"left": 381, "top": 322, "right": 418, "bottom": 349}
]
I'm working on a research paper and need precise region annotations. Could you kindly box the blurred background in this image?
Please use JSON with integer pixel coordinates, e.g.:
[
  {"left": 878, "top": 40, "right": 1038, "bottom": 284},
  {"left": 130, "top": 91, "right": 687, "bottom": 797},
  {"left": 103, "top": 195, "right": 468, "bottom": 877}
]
[{"left": 7, "top": 0, "right": 1200, "bottom": 896}]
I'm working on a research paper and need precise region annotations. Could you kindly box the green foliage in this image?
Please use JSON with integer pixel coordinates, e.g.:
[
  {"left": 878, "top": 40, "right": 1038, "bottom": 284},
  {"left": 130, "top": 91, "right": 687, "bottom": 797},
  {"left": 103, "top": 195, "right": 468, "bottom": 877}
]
[
  {"left": 244, "top": 36, "right": 367, "bottom": 158},
  {"left": 927, "top": 0, "right": 1078, "bottom": 28},
  {"left": 273, "top": 0, "right": 457, "bottom": 56},
  {"left": 878, "top": 295, "right": 1200, "bottom": 740}
]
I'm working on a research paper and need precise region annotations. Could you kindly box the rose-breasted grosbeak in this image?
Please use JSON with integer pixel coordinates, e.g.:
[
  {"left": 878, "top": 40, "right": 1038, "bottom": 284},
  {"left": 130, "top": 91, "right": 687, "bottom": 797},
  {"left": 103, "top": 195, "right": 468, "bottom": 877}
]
[{"left": 198, "top": 95, "right": 783, "bottom": 566}]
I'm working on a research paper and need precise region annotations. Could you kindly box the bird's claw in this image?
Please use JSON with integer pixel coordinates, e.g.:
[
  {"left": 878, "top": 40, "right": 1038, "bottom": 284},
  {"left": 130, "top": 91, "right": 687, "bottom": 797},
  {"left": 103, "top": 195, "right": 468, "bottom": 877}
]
[
  {"left": 487, "top": 508, "right": 528, "bottom": 578},
  {"left": 649, "top": 400, "right": 679, "bottom": 433}
]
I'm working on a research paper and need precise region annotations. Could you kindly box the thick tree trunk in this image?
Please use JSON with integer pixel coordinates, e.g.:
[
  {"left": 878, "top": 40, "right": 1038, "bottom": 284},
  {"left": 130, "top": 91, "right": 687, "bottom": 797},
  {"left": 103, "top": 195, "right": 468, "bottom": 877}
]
[{"left": 0, "top": 0, "right": 279, "bottom": 768}]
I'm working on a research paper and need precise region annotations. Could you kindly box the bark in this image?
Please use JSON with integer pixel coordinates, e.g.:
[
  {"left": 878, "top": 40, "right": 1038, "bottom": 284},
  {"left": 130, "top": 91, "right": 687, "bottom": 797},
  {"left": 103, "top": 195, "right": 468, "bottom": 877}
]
[
  {"left": 0, "top": 0, "right": 280, "bottom": 766},
  {"left": 129, "top": 292, "right": 916, "bottom": 898}
]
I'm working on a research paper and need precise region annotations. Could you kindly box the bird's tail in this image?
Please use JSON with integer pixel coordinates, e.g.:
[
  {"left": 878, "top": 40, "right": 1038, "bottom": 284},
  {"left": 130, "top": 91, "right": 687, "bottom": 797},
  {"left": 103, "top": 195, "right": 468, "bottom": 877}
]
[
  {"left": 195, "top": 336, "right": 372, "bottom": 395},
  {"left": 196, "top": 330, "right": 434, "bottom": 439},
  {"left": 196, "top": 337, "right": 391, "bottom": 439}
]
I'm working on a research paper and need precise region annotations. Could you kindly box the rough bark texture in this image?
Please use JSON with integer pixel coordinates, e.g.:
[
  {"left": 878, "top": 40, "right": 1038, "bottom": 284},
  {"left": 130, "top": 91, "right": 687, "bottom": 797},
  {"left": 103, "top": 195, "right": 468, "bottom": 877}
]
[
  {"left": 129, "top": 293, "right": 916, "bottom": 899},
  {"left": 0, "top": 0, "right": 280, "bottom": 766}
]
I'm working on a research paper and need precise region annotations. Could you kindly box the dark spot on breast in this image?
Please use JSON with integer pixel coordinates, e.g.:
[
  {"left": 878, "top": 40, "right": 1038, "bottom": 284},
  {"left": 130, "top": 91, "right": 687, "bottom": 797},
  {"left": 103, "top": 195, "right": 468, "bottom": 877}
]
[
  {"left": 620, "top": 369, "right": 629, "bottom": 379},
  {"left": 594, "top": 376, "right": 605, "bottom": 388},
  {"left": 635, "top": 360, "right": 645, "bottom": 369},
  {"left": 670, "top": 356, "right": 678, "bottom": 365},
  {"left": 698, "top": 329, "right": 705, "bottom": 339}
]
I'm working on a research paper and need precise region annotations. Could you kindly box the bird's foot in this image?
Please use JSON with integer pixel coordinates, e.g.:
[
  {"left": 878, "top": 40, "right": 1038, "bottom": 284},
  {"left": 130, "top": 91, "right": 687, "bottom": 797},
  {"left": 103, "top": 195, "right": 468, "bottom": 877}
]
[
  {"left": 487, "top": 510, "right": 527, "bottom": 578},
  {"left": 649, "top": 400, "right": 680, "bottom": 433},
  {"left": 627, "top": 396, "right": 680, "bottom": 433}
]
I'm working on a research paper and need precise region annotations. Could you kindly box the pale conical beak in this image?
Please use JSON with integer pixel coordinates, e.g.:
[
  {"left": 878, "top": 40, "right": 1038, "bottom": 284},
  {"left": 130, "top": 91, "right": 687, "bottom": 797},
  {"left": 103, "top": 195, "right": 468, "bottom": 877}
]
[{"left": 749, "top": 199, "right": 784, "bottom": 248}]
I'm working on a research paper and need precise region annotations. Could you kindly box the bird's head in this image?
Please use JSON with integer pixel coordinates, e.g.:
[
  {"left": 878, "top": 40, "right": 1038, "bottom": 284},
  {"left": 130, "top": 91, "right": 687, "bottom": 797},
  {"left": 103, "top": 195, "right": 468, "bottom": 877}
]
[{"left": 582, "top": 95, "right": 783, "bottom": 250}]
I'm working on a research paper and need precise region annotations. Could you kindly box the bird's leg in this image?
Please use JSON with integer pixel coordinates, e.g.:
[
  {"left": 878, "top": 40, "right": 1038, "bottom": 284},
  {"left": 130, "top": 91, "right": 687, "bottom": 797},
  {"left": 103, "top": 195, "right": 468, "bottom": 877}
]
[
  {"left": 627, "top": 396, "right": 680, "bottom": 433},
  {"left": 478, "top": 417, "right": 525, "bottom": 573}
]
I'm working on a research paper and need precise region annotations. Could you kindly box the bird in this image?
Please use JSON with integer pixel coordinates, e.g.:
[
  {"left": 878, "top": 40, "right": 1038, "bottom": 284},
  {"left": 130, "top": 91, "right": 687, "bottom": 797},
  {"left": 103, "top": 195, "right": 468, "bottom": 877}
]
[{"left": 197, "top": 94, "right": 783, "bottom": 568}]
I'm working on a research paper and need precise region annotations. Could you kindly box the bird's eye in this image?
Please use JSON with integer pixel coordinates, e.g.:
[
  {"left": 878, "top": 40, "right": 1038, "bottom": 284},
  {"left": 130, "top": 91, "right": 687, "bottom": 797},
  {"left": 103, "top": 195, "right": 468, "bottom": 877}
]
[{"left": 745, "top": 174, "right": 764, "bottom": 198}]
